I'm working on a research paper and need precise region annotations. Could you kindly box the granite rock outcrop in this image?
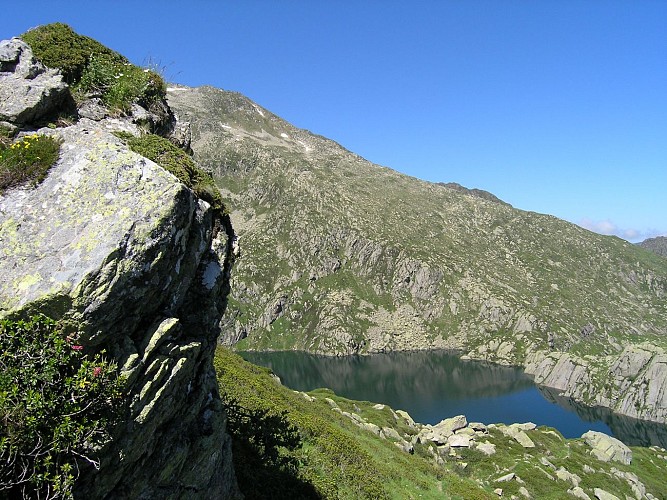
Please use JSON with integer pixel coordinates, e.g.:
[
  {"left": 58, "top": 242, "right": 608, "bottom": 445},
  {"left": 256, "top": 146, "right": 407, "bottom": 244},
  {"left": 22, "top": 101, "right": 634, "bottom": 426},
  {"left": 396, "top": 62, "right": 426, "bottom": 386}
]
[
  {"left": 0, "top": 38, "right": 72, "bottom": 125},
  {"left": 0, "top": 37, "right": 240, "bottom": 498}
]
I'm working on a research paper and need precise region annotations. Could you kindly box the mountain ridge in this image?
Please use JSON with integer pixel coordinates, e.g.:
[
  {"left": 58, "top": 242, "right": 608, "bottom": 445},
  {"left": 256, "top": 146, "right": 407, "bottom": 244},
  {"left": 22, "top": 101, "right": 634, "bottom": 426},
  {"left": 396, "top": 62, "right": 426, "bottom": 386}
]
[
  {"left": 639, "top": 236, "right": 667, "bottom": 258},
  {"left": 167, "top": 84, "right": 667, "bottom": 424}
]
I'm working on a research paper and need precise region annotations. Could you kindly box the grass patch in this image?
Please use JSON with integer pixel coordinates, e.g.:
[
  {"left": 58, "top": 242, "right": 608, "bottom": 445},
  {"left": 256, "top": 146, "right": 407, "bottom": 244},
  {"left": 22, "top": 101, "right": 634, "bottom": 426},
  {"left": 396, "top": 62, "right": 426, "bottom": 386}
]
[
  {"left": 0, "top": 125, "right": 17, "bottom": 148},
  {"left": 0, "top": 133, "right": 61, "bottom": 194},
  {"left": 116, "top": 132, "right": 225, "bottom": 214},
  {"left": 77, "top": 55, "right": 166, "bottom": 113}
]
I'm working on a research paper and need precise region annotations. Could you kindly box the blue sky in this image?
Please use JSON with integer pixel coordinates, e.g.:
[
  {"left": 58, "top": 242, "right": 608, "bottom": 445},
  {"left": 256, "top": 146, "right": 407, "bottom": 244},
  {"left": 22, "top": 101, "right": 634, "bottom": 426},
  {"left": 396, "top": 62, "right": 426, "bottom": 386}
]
[{"left": 3, "top": 1, "right": 665, "bottom": 241}]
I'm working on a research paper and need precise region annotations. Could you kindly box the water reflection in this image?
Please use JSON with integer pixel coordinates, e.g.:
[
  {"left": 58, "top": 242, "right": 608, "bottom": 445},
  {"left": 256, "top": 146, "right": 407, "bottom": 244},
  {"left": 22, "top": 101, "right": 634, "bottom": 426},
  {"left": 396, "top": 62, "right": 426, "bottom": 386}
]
[
  {"left": 538, "top": 386, "right": 667, "bottom": 448},
  {"left": 240, "top": 350, "right": 667, "bottom": 448}
]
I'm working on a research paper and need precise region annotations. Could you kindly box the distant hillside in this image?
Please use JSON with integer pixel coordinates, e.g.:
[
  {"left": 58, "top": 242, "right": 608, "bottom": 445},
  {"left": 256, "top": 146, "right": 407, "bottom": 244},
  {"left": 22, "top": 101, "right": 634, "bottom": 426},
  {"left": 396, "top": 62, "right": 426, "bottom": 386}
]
[
  {"left": 639, "top": 236, "right": 667, "bottom": 257},
  {"left": 436, "top": 182, "right": 510, "bottom": 206},
  {"left": 167, "top": 85, "right": 667, "bottom": 423}
]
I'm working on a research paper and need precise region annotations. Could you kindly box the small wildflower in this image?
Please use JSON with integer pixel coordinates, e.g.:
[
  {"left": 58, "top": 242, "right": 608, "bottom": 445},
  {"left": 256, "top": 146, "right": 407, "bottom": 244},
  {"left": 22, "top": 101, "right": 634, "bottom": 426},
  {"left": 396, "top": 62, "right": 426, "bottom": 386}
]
[
  {"left": 71, "top": 345, "right": 83, "bottom": 351},
  {"left": 93, "top": 367, "right": 103, "bottom": 377}
]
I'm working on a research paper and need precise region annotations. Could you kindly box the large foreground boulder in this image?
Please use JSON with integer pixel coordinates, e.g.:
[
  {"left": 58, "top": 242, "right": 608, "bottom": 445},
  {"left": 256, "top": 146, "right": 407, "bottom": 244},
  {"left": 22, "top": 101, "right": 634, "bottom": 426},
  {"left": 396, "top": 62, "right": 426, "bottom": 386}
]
[{"left": 0, "top": 121, "right": 240, "bottom": 498}]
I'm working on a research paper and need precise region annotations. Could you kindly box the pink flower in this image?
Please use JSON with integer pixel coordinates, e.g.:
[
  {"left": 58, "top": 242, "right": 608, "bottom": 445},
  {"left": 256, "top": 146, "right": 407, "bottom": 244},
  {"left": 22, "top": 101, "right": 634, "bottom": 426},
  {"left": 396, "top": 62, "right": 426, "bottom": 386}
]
[
  {"left": 93, "top": 367, "right": 102, "bottom": 377},
  {"left": 71, "top": 345, "right": 83, "bottom": 351}
]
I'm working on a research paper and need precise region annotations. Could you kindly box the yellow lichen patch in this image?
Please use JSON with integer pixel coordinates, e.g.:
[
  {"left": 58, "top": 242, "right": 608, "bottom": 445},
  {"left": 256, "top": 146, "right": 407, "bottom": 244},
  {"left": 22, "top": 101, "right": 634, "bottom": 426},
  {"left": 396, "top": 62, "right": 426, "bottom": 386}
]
[
  {"left": 0, "top": 217, "right": 34, "bottom": 258},
  {"left": 16, "top": 273, "right": 43, "bottom": 291}
]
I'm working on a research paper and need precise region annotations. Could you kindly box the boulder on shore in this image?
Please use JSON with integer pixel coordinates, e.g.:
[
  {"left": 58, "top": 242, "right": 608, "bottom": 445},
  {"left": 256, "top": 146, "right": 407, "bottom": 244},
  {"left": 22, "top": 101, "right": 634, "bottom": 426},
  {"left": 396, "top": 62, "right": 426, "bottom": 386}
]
[{"left": 582, "top": 431, "right": 632, "bottom": 465}]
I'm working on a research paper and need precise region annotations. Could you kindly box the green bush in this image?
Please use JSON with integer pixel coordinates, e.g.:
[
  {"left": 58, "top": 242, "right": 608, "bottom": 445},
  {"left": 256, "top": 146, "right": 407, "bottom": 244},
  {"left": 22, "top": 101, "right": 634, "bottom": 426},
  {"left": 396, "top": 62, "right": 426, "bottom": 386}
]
[
  {"left": 117, "top": 133, "right": 225, "bottom": 214},
  {"left": 0, "top": 133, "right": 61, "bottom": 194},
  {"left": 20, "top": 23, "right": 125, "bottom": 84},
  {"left": 21, "top": 23, "right": 166, "bottom": 113},
  {"left": 223, "top": 397, "right": 301, "bottom": 470},
  {"left": 0, "top": 315, "right": 123, "bottom": 499}
]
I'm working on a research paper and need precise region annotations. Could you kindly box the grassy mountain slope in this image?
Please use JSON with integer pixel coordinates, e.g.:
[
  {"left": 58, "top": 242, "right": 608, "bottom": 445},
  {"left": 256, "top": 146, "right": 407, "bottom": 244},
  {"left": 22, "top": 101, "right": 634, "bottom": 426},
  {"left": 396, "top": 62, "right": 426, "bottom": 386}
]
[
  {"left": 216, "top": 348, "right": 667, "bottom": 500},
  {"left": 167, "top": 85, "right": 667, "bottom": 421}
]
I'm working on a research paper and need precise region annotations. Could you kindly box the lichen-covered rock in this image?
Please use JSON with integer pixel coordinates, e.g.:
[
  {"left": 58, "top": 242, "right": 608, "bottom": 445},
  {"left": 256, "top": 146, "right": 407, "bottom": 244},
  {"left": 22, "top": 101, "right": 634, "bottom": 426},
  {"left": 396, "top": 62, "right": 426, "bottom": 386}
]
[
  {"left": 0, "top": 38, "right": 71, "bottom": 125},
  {"left": 447, "top": 434, "right": 471, "bottom": 448},
  {"left": 77, "top": 97, "right": 108, "bottom": 121},
  {"left": 0, "top": 121, "right": 240, "bottom": 498},
  {"left": 593, "top": 488, "right": 620, "bottom": 500},
  {"left": 475, "top": 441, "right": 496, "bottom": 456},
  {"left": 396, "top": 409, "right": 417, "bottom": 429},
  {"left": 568, "top": 487, "right": 592, "bottom": 500},
  {"left": 417, "top": 415, "right": 468, "bottom": 444},
  {"left": 435, "top": 415, "right": 468, "bottom": 435},
  {"left": 555, "top": 467, "right": 581, "bottom": 487}
]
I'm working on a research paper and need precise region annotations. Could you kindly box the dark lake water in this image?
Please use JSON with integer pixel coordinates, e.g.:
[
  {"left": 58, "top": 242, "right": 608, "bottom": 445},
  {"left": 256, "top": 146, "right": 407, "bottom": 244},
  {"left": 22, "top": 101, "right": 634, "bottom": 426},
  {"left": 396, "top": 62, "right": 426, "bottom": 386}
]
[{"left": 239, "top": 350, "right": 667, "bottom": 448}]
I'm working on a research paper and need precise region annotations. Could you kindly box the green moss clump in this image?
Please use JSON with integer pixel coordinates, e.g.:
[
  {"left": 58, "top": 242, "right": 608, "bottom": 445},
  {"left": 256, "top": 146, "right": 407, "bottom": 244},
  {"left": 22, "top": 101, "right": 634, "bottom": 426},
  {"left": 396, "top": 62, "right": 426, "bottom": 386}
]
[
  {"left": 20, "top": 23, "right": 125, "bottom": 84},
  {"left": 117, "top": 133, "right": 225, "bottom": 214},
  {"left": 0, "top": 133, "right": 62, "bottom": 194}
]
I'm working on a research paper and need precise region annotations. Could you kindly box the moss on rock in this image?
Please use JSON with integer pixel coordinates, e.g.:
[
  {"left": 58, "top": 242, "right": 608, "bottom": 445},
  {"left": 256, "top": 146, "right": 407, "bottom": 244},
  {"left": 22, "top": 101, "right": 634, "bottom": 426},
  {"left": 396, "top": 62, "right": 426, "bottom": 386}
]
[{"left": 117, "top": 132, "right": 225, "bottom": 214}]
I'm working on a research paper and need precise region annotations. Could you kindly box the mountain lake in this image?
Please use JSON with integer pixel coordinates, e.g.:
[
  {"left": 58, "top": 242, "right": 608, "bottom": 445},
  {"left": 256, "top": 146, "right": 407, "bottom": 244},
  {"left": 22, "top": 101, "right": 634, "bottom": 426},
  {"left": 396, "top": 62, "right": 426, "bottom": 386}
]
[{"left": 240, "top": 349, "right": 667, "bottom": 448}]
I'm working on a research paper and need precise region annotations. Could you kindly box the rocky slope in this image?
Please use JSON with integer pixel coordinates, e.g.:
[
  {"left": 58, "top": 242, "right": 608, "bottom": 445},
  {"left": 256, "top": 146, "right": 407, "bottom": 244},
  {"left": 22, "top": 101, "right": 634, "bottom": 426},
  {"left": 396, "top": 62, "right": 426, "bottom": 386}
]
[
  {"left": 639, "top": 236, "right": 667, "bottom": 258},
  {"left": 167, "top": 85, "right": 667, "bottom": 424},
  {"left": 0, "top": 38, "right": 239, "bottom": 498},
  {"left": 219, "top": 348, "right": 667, "bottom": 500}
]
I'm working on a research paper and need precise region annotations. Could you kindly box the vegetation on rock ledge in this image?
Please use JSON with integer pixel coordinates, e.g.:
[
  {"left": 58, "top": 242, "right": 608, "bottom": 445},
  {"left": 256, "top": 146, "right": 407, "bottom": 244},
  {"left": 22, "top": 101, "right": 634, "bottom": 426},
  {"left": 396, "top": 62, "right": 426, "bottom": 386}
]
[
  {"left": 21, "top": 23, "right": 166, "bottom": 113},
  {"left": 117, "top": 132, "right": 225, "bottom": 214},
  {"left": 0, "top": 133, "right": 61, "bottom": 194},
  {"left": 0, "top": 315, "right": 123, "bottom": 499}
]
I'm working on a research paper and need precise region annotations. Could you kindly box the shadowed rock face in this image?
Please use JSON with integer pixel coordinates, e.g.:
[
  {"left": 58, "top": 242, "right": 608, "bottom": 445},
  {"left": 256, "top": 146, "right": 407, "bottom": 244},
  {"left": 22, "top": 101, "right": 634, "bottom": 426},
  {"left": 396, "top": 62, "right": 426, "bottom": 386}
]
[
  {"left": 0, "top": 119, "right": 240, "bottom": 498},
  {"left": 167, "top": 85, "right": 667, "bottom": 425},
  {"left": 0, "top": 38, "right": 72, "bottom": 125}
]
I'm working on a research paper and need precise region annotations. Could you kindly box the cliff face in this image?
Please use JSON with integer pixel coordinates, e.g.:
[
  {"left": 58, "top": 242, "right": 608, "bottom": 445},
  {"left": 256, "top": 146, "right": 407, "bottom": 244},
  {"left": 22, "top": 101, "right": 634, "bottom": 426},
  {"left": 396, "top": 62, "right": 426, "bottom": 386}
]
[
  {"left": 166, "top": 85, "right": 667, "bottom": 425},
  {"left": 0, "top": 38, "right": 239, "bottom": 499}
]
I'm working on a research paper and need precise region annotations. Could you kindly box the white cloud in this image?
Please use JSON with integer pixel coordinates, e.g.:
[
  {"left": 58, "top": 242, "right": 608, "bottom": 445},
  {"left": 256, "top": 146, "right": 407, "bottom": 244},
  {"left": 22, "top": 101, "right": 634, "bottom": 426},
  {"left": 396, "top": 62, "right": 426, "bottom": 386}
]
[{"left": 578, "top": 218, "right": 664, "bottom": 243}]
